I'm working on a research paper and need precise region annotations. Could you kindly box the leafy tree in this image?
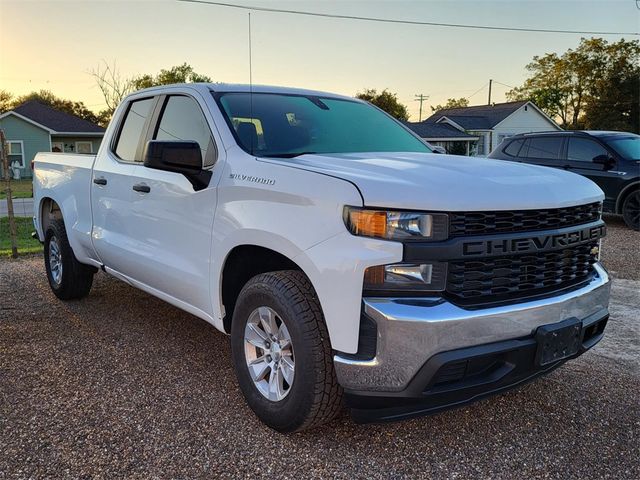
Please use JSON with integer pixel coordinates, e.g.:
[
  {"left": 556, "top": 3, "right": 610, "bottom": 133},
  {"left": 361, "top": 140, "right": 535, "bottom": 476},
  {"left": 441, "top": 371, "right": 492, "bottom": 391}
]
[
  {"left": 132, "top": 63, "right": 212, "bottom": 90},
  {"left": 91, "top": 62, "right": 213, "bottom": 125},
  {"left": 431, "top": 97, "right": 469, "bottom": 112},
  {"left": 355, "top": 88, "right": 409, "bottom": 121},
  {"left": 0, "top": 90, "right": 13, "bottom": 114},
  {"left": 6, "top": 90, "right": 100, "bottom": 125},
  {"left": 508, "top": 38, "right": 639, "bottom": 132}
]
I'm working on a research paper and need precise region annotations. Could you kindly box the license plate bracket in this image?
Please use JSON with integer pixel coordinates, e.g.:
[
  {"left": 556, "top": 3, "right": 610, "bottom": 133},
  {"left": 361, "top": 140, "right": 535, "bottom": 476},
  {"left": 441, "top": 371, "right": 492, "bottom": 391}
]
[{"left": 535, "top": 317, "right": 582, "bottom": 367}]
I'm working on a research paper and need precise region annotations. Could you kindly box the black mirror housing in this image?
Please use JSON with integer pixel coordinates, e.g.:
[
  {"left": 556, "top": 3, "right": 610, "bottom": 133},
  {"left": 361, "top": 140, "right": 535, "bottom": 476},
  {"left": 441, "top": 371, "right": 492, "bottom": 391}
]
[
  {"left": 592, "top": 154, "right": 615, "bottom": 170},
  {"left": 143, "top": 141, "right": 202, "bottom": 173},
  {"left": 143, "top": 140, "right": 212, "bottom": 191}
]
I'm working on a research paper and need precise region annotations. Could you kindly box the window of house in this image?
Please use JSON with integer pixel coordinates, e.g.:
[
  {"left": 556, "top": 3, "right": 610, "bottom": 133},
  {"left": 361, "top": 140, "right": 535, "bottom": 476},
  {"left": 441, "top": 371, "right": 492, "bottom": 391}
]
[
  {"left": 114, "top": 97, "right": 155, "bottom": 162},
  {"left": 7, "top": 141, "right": 24, "bottom": 167},
  {"left": 567, "top": 138, "right": 609, "bottom": 162},
  {"left": 524, "top": 137, "right": 563, "bottom": 160},
  {"left": 51, "top": 142, "right": 65, "bottom": 153},
  {"left": 76, "top": 141, "right": 93, "bottom": 154},
  {"left": 154, "top": 95, "right": 216, "bottom": 167}
]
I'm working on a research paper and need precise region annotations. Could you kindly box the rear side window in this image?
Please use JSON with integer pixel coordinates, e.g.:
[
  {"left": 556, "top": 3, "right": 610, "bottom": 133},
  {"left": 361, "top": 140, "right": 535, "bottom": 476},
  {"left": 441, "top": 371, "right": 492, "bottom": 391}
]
[
  {"left": 567, "top": 138, "right": 609, "bottom": 162},
  {"left": 154, "top": 95, "right": 217, "bottom": 167},
  {"left": 114, "top": 98, "right": 155, "bottom": 162},
  {"left": 503, "top": 138, "right": 524, "bottom": 157},
  {"left": 524, "top": 137, "right": 563, "bottom": 160}
]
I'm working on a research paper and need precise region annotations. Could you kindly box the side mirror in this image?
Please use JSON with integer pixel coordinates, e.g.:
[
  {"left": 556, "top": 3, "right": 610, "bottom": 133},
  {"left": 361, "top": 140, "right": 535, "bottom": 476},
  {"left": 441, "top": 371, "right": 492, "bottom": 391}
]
[
  {"left": 143, "top": 140, "right": 212, "bottom": 191},
  {"left": 143, "top": 140, "right": 202, "bottom": 173},
  {"left": 593, "top": 154, "right": 615, "bottom": 170}
]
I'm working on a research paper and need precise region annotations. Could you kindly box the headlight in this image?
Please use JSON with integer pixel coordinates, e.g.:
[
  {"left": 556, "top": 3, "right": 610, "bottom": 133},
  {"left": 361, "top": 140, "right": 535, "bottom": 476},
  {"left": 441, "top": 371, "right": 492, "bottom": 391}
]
[
  {"left": 344, "top": 206, "right": 448, "bottom": 241},
  {"left": 364, "top": 262, "right": 447, "bottom": 292}
]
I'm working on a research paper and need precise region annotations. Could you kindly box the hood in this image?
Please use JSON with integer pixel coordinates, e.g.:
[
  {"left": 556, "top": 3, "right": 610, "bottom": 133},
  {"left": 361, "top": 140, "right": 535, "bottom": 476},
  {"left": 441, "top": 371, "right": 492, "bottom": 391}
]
[{"left": 265, "top": 152, "right": 604, "bottom": 211}]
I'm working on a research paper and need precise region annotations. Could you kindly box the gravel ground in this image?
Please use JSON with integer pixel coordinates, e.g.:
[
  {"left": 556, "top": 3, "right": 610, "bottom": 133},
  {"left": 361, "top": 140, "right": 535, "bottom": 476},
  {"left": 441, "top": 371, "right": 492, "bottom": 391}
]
[
  {"left": 1, "top": 219, "right": 638, "bottom": 479},
  {"left": 601, "top": 214, "right": 640, "bottom": 280}
]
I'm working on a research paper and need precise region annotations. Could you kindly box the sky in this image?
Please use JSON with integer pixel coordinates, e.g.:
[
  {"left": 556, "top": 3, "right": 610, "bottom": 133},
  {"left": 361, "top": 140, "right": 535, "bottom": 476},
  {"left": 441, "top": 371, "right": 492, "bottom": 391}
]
[{"left": 0, "top": 0, "right": 638, "bottom": 121}]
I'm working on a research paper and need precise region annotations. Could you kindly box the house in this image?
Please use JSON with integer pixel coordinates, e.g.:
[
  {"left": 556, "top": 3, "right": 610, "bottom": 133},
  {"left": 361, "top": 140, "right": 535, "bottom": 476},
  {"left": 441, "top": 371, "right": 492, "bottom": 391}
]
[
  {"left": 0, "top": 101, "right": 105, "bottom": 178},
  {"left": 403, "top": 121, "right": 479, "bottom": 156},
  {"left": 406, "top": 100, "right": 561, "bottom": 156}
]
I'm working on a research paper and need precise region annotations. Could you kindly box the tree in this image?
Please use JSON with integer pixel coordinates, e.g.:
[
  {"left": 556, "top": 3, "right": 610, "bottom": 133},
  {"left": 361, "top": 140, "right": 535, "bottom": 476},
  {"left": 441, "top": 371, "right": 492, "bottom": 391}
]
[
  {"left": 90, "top": 61, "right": 134, "bottom": 122},
  {"left": 91, "top": 62, "right": 213, "bottom": 125},
  {"left": 431, "top": 97, "right": 469, "bottom": 112},
  {"left": 7, "top": 90, "right": 100, "bottom": 125},
  {"left": 507, "top": 38, "right": 639, "bottom": 132},
  {"left": 355, "top": 88, "right": 409, "bottom": 121},
  {"left": 131, "top": 63, "right": 212, "bottom": 90},
  {"left": 0, "top": 90, "right": 13, "bottom": 114}
]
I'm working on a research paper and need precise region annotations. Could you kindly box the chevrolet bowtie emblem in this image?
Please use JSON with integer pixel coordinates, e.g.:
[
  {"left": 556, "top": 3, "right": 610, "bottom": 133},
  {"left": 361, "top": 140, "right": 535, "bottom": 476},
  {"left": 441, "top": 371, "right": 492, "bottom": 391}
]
[{"left": 591, "top": 245, "right": 600, "bottom": 256}]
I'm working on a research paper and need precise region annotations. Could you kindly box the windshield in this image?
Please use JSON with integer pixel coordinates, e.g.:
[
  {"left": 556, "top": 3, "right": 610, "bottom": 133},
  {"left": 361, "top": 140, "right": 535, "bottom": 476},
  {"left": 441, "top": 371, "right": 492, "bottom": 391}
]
[
  {"left": 213, "top": 92, "right": 431, "bottom": 157},
  {"left": 606, "top": 135, "right": 640, "bottom": 161}
]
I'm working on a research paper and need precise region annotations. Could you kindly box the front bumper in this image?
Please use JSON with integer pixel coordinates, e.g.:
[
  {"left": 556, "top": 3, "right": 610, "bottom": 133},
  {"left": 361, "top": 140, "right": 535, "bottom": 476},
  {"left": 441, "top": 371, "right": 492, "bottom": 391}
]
[{"left": 334, "top": 262, "right": 611, "bottom": 421}]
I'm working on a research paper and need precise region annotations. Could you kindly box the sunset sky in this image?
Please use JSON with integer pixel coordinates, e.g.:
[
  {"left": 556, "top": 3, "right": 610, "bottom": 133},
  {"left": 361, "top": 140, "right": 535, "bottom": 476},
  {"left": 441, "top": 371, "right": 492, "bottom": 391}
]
[{"left": 1, "top": 0, "right": 638, "bottom": 120}]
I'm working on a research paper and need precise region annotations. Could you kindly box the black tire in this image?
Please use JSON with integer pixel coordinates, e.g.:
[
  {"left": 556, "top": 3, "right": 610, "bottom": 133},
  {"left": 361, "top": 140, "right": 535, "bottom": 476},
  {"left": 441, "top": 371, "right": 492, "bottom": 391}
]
[
  {"left": 44, "top": 219, "right": 95, "bottom": 300},
  {"left": 622, "top": 190, "right": 640, "bottom": 231},
  {"left": 230, "top": 270, "right": 343, "bottom": 432}
]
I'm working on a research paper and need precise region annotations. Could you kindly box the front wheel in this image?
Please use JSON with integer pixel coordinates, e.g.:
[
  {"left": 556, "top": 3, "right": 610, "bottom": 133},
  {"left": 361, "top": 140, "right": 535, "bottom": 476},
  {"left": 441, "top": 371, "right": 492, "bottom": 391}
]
[
  {"left": 44, "top": 219, "right": 95, "bottom": 300},
  {"left": 230, "top": 270, "right": 343, "bottom": 432},
  {"left": 622, "top": 190, "right": 640, "bottom": 231}
]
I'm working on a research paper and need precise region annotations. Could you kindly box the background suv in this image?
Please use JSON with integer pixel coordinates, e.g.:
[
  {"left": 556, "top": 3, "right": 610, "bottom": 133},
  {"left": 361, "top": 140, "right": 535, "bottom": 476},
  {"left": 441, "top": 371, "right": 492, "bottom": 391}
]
[{"left": 490, "top": 131, "right": 640, "bottom": 230}]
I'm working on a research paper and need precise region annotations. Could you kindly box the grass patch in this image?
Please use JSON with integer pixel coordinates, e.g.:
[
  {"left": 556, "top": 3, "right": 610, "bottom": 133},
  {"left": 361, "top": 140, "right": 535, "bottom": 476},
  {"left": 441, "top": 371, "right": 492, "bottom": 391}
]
[
  {"left": 0, "top": 216, "right": 42, "bottom": 256},
  {"left": 0, "top": 179, "right": 33, "bottom": 199}
]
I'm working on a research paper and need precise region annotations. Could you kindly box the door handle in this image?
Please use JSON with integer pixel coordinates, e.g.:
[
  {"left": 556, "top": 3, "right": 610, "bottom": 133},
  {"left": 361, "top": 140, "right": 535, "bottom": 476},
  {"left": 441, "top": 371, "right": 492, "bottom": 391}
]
[
  {"left": 93, "top": 177, "right": 107, "bottom": 185},
  {"left": 133, "top": 183, "right": 151, "bottom": 193}
]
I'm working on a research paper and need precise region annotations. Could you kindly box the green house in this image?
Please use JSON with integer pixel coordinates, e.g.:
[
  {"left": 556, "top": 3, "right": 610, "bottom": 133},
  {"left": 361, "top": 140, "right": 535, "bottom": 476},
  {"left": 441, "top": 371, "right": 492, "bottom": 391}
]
[{"left": 0, "top": 101, "right": 105, "bottom": 179}]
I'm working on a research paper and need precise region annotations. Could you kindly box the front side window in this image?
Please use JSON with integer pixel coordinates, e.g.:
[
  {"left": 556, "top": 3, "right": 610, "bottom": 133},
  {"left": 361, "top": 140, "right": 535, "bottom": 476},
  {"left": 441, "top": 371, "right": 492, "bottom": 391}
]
[
  {"left": 154, "top": 95, "right": 216, "bottom": 167},
  {"left": 114, "top": 97, "right": 155, "bottom": 162},
  {"left": 214, "top": 92, "right": 431, "bottom": 157},
  {"left": 524, "top": 137, "right": 563, "bottom": 160},
  {"left": 567, "top": 138, "right": 609, "bottom": 162}
]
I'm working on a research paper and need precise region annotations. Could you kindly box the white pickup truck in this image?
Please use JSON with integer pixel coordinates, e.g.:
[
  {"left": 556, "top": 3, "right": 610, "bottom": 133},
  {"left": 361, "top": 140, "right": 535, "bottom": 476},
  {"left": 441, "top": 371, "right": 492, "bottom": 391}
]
[{"left": 33, "top": 83, "right": 611, "bottom": 432}]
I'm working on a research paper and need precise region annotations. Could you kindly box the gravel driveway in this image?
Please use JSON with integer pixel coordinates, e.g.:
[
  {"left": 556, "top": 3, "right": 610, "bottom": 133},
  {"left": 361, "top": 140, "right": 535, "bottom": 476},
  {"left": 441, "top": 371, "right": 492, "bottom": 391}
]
[{"left": 1, "top": 220, "right": 638, "bottom": 479}]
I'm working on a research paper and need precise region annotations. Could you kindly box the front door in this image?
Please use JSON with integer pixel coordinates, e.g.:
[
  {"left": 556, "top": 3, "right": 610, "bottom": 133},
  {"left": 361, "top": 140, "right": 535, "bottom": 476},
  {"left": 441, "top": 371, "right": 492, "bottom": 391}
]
[
  {"left": 563, "top": 137, "right": 622, "bottom": 210},
  {"left": 125, "top": 94, "right": 219, "bottom": 315}
]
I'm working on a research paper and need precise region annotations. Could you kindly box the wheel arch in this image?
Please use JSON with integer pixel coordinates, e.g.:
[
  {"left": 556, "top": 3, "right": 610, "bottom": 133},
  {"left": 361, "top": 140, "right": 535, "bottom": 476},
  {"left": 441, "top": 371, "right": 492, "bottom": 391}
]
[
  {"left": 39, "top": 197, "right": 64, "bottom": 239},
  {"left": 615, "top": 181, "right": 640, "bottom": 214},
  {"left": 219, "top": 244, "right": 307, "bottom": 333}
]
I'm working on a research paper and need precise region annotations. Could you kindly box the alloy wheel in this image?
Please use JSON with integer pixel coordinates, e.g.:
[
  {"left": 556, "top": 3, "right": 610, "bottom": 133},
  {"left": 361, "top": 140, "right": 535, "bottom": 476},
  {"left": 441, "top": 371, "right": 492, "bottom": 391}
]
[
  {"left": 48, "top": 236, "right": 63, "bottom": 285},
  {"left": 243, "top": 306, "right": 295, "bottom": 401}
]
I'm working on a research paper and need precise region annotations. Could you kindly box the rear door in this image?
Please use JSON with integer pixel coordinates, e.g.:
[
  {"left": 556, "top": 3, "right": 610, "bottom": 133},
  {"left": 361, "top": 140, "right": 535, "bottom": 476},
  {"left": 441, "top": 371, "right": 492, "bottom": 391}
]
[
  {"left": 91, "top": 96, "right": 157, "bottom": 275},
  {"left": 517, "top": 136, "right": 566, "bottom": 168},
  {"left": 125, "top": 93, "right": 219, "bottom": 314},
  {"left": 563, "top": 136, "right": 622, "bottom": 207}
]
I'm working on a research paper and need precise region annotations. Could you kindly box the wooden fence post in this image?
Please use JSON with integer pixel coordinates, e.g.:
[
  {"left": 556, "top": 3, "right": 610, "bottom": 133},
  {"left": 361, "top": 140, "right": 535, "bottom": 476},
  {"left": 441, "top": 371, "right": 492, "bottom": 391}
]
[{"left": 0, "top": 129, "right": 19, "bottom": 258}]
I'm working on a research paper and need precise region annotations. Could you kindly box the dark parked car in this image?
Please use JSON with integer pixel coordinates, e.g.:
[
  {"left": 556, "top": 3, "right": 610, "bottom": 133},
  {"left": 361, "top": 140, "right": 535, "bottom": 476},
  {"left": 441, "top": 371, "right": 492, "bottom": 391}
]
[{"left": 490, "top": 131, "right": 640, "bottom": 230}]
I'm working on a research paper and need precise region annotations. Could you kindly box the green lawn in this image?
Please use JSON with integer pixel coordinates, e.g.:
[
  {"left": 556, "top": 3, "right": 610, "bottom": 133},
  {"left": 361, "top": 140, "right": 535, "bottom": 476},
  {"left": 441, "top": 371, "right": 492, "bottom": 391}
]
[
  {"left": 0, "top": 179, "right": 33, "bottom": 200},
  {"left": 0, "top": 216, "right": 42, "bottom": 256}
]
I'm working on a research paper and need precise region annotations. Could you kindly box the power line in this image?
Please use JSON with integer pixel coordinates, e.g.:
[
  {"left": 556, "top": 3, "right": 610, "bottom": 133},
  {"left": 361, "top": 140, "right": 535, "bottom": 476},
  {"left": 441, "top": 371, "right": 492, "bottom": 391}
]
[{"left": 177, "top": 0, "right": 640, "bottom": 36}]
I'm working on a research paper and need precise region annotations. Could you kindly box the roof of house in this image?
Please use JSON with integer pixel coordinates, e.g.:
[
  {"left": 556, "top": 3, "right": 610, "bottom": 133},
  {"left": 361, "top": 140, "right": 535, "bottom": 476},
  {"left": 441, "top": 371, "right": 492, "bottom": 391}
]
[
  {"left": 7, "top": 101, "right": 104, "bottom": 134},
  {"left": 404, "top": 121, "right": 478, "bottom": 140},
  {"left": 425, "top": 100, "right": 529, "bottom": 130}
]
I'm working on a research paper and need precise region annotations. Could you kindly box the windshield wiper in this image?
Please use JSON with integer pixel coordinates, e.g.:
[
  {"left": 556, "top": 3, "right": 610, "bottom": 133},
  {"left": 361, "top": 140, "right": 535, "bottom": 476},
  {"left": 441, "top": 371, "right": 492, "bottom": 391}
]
[{"left": 262, "top": 151, "right": 317, "bottom": 159}]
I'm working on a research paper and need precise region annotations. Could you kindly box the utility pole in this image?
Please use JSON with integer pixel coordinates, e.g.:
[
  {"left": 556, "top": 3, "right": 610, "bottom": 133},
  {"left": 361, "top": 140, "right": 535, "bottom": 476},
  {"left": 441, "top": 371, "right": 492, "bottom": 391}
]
[
  {"left": 487, "top": 79, "right": 493, "bottom": 106},
  {"left": 414, "top": 94, "right": 429, "bottom": 122},
  {"left": 0, "top": 129, "right": 19, "bottom": 258}
]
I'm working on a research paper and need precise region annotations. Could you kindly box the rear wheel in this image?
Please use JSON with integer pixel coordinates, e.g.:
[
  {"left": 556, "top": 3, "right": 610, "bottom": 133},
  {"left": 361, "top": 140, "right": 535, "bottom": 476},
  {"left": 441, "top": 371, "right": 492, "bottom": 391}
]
[
  {"left": 44, "top": 219, "right": 95, "bottom": 300},
  {"left": 622, "top": 190, "right": 640, "bottom": 231},
  {"left": 230, "top": 270, "right": 343, "bottom": 432}
]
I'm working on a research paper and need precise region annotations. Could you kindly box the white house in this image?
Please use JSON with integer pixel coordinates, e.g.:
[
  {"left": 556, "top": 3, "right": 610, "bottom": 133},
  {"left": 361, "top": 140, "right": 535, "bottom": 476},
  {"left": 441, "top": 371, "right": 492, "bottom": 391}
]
[{"left": 406, "top": 100, "right": 561, "bottom": 156}]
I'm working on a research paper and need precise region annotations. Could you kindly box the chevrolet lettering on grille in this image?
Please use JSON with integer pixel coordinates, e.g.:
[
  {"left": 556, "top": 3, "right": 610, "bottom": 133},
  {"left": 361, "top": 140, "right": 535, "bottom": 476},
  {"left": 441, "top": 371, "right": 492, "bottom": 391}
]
[{"left": 462, "top": 224, "right": 606, "bottom": 257}]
